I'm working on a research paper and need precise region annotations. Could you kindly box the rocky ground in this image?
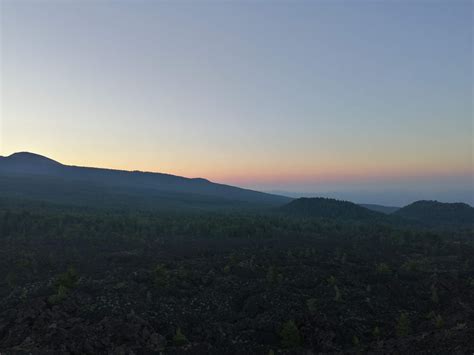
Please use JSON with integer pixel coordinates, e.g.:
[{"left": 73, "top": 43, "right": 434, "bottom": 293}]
[{"left": 0, "top": 209, "right": 473, "bottom": 354}]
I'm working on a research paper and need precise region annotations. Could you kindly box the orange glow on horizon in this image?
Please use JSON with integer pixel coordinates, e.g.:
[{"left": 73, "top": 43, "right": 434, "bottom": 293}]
[
  {"left": 1, "top": 147, "right": 471, "bottom": 188},
  {"left": 30, "top": 152, "right": 473, "bottom": 186}
]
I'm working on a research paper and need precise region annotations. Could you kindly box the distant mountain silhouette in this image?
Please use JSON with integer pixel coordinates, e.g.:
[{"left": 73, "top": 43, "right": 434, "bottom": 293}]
[
  {"left": 0, "top": 152, "right": 291, "bottom": 209},
  {"left": 359, "top": 203, "right": 400, "bottom": 214},
  {"left": 0, "top": 152, "right": 61, "bottom": 173},
  {"left": 281, "top": 197, "right": 385, "bottom": 221},
  {"left": 394, "top": 200, "right": 474, "bottom": 227}
]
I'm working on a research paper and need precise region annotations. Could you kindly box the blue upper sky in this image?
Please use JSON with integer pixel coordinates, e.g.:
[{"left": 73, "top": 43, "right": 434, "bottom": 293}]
[{"left": 1, "top": 0, "right": 472, "bottom": 205}]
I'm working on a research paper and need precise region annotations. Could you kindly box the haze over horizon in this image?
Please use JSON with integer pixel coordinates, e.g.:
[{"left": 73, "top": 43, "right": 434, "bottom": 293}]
[{"left": 1, "top": 0, "right": 472, "bottom": 205}]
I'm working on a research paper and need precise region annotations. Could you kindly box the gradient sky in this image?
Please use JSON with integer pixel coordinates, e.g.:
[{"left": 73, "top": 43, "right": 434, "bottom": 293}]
[{"left": 1, "top": 0, "right": 472, "bottom": 205}]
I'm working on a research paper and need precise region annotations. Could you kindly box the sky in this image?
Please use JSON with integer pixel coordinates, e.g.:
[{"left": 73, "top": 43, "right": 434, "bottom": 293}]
[{"left": 0, "top": 0, "right": 472, "bottom": 205}]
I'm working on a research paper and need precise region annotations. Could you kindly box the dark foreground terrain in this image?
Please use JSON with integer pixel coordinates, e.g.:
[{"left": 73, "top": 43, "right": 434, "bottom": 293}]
[{"left": 0, "top": 200, "right": 473, "bottom": 354}]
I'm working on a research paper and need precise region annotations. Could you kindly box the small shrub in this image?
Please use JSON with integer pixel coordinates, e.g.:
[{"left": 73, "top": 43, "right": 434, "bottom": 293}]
[
  {"left": 372, "top": 326, "right": 381, "bottom": 339},
  {"left": 340, "top": 253, "right": 347, "bottom": 264},
  {"left": 48, "top": 266, "right": 79, "bottom": 305},
  {"left": 430, "top": 284, "right": 439, "bottom": 304},
  {"left": 401, "top": 258, "right": 429, "bottom": 273},
  {"left": 434, "top": 314, "right": 444, "bottom": 329},
  {"left": 48, "top": 285, "right": 69, "bottom": 305},
  {"left": 334, "top": 285, "right": 342, "bottom": 302},
  {"left": 327, "top": 275, "right": 337, "bottom": 285},
  {"left": 177, "top": 265, "right": 189, "bottom": 280},
  {"left": 19, "top": 287, "right": 28, "bottom": 301},
  {"left": 396, "top": 312, "right": 410, "bottom": 337},
  {"left": 5, "top": 271, "right": 17, "bottom": 289},
  {"left": 153, "top": 264, "right": 169, "bottom": 287},
  {"left": 266, "top": 266, "right": 281, "bottom": 285},
  {"left": 56, "top": 266, "right": 79, "bottom": 289},
  {"left": 280, "top": 320, "right": 302, "bottom": 348},
  {"left": 229, "top": 253, "right": 238, "bottom": 265},
  {"left": 306, "top": 298, "right": 318, "bottom": 314},
  {"left": 173, "top": 327, "right": 188, "bottom": 346},
  {"left": 352, "top": 335, "right": 360, "bottom": 346},
  {"left": 426, "top": 310, "right": 435, "bottom": 319},
  {"left": 375, "top": 262, "right": 392, "bottom": 275}
]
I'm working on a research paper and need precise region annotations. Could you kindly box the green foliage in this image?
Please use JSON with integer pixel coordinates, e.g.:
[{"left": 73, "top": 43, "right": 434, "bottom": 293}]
[
  {"left": 48, "top": 284, "right": 69, "bottom": 305},
  {"left": 222, "top": 252, "right": 240, "bottom": 274},
  {"left": 372, "top": 326, "right": 381, "bottom": 339},
  {"left": 229, "top": 253, "right": 238, "bottom": 266},
  {"left": 430, "top": 284, "right": 439, "bottom": 304},
  {"left": 327, "top": 275, "right": 337, "bottom": 285},
  {"left": 375, "top": 262, "right": 392, "bottom": 275},
  {"left": 279, "top": 320, "right": 302, "bottom": 348},
  {"left": 396, "top": 312, "right": 410, "bottom": 337},
  {"left": 177, "top": 265, "right": 189, "bottom": 280},
  {"left": 152, "top": 264, "right": 169, "bottom": 287},
  {"left": 48, "top": 266, "right": 78, "bottom": 305},
  {"left": 334, "top": 285, "right": 342, "bottom": 302},
  {"left": 56, "top": 266, "right": 79, "bottom": 289},
  {"left": 173, "top": 327, "right": 188, "bottom": 346},
  {"left": 433, "top": 314, "right": 444, "bottom": 329},
  {"left": 469, "top": 278, "right": 474, "bottom": 287},
  {"left": 16, "top": 255, "right": 33, "bottom": 270},
  {"left": 19, "top": 287, "right": 28, "bottom": 301},
  {"left": 352, "top": 335, "right": 360, "bottom": 346},
  {"left": 306, "top": 298, "right": 318, "bottom": 314},
  {"left": 401, "top": 258, "right": 430, "bottom": 273},
  {"left": 5, "top": 271, "right": 18, "bottom": 289},
  {"left": 340, "top": 252, "right": 347, "bottom": 264},
  {"left": 266, "top": 266, "right": 281, "bottom": 285}
]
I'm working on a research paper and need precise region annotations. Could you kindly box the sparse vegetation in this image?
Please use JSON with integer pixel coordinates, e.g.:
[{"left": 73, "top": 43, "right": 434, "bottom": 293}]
[
  {"left": 306, "top": 298, "right": 318, "bottom": 314},
  {"left": 431, "top": 283, "right": 439, "bottom": 304},
  {"left": 0, "top": 200, "right": 472, "bottom": 353},
  {"left": 372, "top": 326, "right": 381, "bottom": 339},
  {"left": 396, "top": 312, "right": 411, "bottom": 337},
  {"left": 266, "top": 265, "right": 281, "bottom": 285},
  {"left": 280, "top": 320, "right": 302, "bottom": 348},
  {"left": 152, "top": 264, "right": 169, "bottom": 287},
  {"left": 173, "top": 327, "right": 188, "bottom": 346},
  {"left": 433, "top": 313, "right": 444, "bottom": 329},
  {"left": 47, "top": 266, "right": 78, "bottom": 305},
  {"left": 333, "top": 284, "right": 342, "bottom": 302},
  {"left": 375, "top": 262, "right": 392, "bottom": 275}
]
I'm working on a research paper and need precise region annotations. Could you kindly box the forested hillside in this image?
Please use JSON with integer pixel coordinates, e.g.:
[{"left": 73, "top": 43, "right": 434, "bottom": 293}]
[
  {"left": 281, "top": 197, "right": 386, "bottom": 221},
  {"left": 394, "top": 200, "right": 474, "bottom": 227}
]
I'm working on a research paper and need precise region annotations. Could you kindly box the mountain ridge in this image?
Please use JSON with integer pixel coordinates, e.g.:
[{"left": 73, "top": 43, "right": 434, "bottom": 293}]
[
  {"left": 280, "top": 197, "right": 386, "bottom": 221},
  {"left": 1, "top": 152, "right": 209, "bottom": 181},
  {"left": 394, "top": 200, "right": 474, "bottom": 227},
  {"left": 0, "top": 151, "right": 291, "bottom": 208}
]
